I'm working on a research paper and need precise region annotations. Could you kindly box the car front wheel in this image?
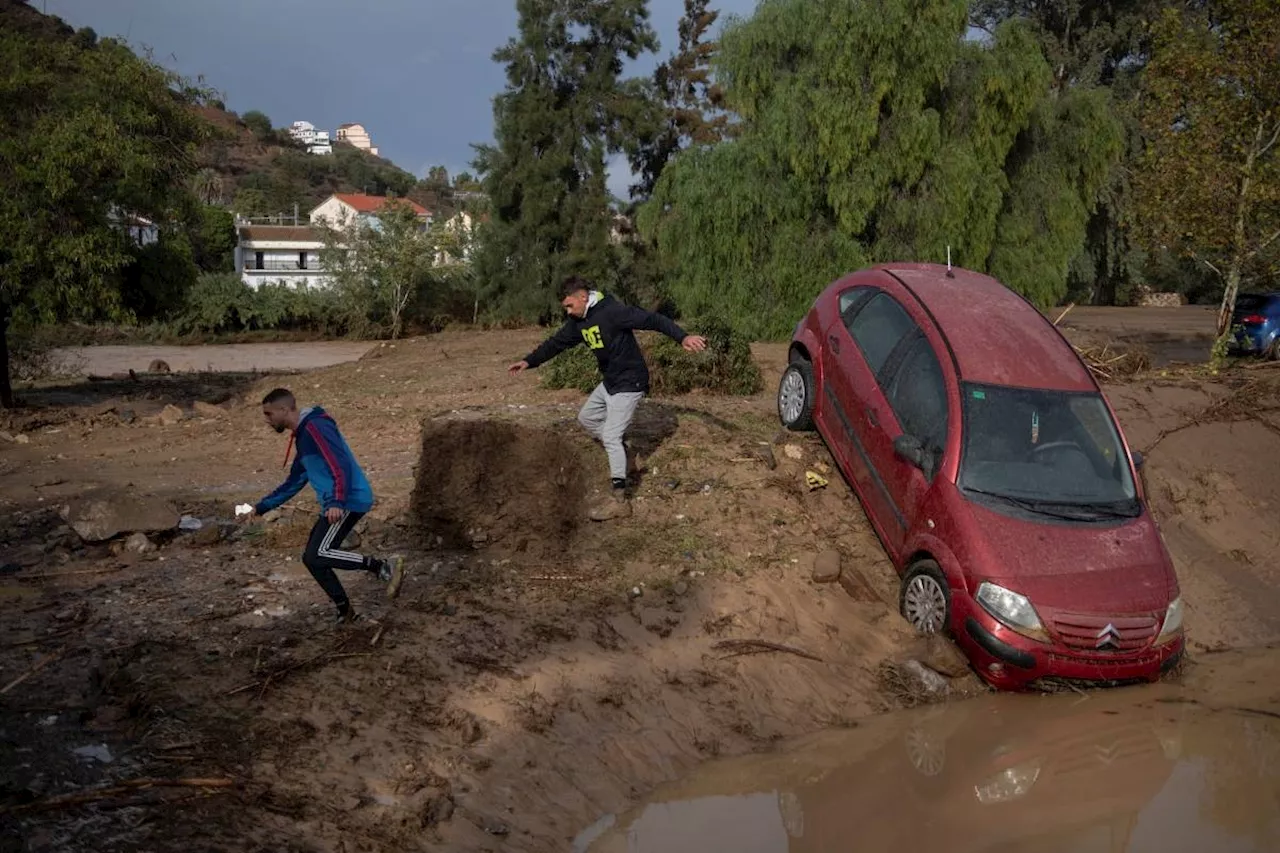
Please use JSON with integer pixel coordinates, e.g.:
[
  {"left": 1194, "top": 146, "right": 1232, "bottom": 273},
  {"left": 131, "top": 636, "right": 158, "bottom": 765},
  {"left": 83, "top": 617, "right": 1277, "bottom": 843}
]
[
  {"left": 778, "top": 358, "right": 816, "bottom": 431},
  {"left": 900, "top": 560, "right": 951, "bottom": 635}
]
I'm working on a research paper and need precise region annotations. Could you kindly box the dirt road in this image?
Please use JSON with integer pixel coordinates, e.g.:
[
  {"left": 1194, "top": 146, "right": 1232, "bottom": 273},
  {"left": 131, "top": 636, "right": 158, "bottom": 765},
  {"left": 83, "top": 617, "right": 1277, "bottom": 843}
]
[
  {"left": 2, "top": 326, "right": 1279, "bottom": 852},
  {"left": 50, "top": 341, "right": 378, "bottom": 377}
]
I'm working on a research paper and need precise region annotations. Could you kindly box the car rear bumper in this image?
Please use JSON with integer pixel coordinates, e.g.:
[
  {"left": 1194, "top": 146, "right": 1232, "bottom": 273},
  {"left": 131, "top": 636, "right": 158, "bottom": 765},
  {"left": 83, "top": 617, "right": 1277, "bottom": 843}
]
[{"left": 953, "top": 598, "right": 1184, "bottom": 691}]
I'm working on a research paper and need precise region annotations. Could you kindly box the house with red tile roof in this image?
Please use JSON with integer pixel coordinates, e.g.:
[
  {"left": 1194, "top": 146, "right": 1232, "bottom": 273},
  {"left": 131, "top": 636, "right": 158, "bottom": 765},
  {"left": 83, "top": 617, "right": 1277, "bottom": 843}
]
[{"left": 309, "top": 193, "right": 431, "bottom": 229}]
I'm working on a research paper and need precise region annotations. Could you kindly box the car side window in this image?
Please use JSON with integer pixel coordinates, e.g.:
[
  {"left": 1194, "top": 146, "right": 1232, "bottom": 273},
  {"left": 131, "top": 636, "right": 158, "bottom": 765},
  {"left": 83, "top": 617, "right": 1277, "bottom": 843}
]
[
  {"left": 887, "top": 337, "right": 948, "bottom": 454},
  {"left": 838, "top": 286, "right": 873, "bottom": 323},
  {"left": 846, "top": 292, "right": 917, "bottom": 377}
]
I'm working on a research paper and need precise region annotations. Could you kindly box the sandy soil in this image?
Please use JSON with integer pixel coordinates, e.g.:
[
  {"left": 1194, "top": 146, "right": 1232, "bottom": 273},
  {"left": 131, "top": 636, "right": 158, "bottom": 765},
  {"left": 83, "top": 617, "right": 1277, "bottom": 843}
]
[{"left": 2, "top": 327, "right": 1279, "bottom": 852}]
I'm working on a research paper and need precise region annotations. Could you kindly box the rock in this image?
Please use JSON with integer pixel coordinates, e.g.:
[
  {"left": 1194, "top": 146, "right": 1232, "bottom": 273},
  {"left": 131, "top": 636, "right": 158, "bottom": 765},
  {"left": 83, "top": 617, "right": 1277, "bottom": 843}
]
[
  {"left": 148, "top": 359, "right": 171, "bottom": 374},
  {"left": 157, "top": 404, "right": 184, "bottom": 426},
  {"left": 123, "top": 532, "right": 155, "bottom": 554},
  {"left": 15, "top": 434, "right": 30, "bottom": 445},
  {"left": 62, "top": 489, "right": 180, "bottom": 543},
  {"left": 0, "top": 431, "right": 13, "bottom": 443},
  {"left": 178, "top": 515, "right": 203, "bottom": 531},
  {"left": 783, "top": 444, "right": 804, "bottom": 461},
  {"left": 262, "top": 509, "right": 284, "bottom": 524},
  {"left": 901, "top": 660, "right": 950, "bottom": 697},
  {"left": 811, "top": 549, "right": 842, "bottom": 583},
  {"left": 672, "top": 580, "right": 690, "bottom": 596},
  {"left": 117, "top": 410, "right": 136, "bottom": 425},
  {"left": 192, "top": 401, "right": 224, "bottom": 419},
  {"left": 422, "top": 791, "right": 455, "bottom": 827},
  {"left": 921, "top": 635, "right": 971, "bottom": 679}
]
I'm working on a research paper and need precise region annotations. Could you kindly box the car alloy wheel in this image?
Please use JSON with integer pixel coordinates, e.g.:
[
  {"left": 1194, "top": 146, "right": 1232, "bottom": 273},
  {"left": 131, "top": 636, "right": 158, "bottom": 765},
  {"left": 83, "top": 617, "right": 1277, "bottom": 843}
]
[
  {"left": 901, "top": 561, "right": 950, "bottom": 635},
  {"left": 777, "top": 357, "right": 815, "bottom": 431},
  {"left": 779, "top": 368, "right": 806, "bottom": 424}
]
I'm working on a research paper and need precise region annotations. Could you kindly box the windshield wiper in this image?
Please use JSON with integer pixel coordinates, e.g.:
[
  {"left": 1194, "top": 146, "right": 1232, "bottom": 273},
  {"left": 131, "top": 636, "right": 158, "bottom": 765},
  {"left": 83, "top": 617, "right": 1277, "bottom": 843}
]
[{"left": 963, "top": 488, "right": 1137, "bottom": 521}]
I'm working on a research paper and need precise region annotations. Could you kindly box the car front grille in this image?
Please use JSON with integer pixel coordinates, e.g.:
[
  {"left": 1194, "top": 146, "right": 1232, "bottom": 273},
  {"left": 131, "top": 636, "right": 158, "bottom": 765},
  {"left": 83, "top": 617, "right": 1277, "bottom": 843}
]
[{"left": 1051, "top": 612, "right": 1159, "bottom": 653}]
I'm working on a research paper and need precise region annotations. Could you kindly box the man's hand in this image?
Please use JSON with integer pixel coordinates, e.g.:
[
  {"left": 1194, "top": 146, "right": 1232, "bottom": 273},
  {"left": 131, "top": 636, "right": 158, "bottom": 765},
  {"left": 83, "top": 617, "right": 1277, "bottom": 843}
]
[
  {"left": 508, "top": 360, "right": 530, "bottom": 375},
  {"left": 682, "top": 335, "right": 708, "bottom": 353},
  {"left": 324, "top": 507, "right": 343, "bottom": 524},
  {"left": 237, "top": 508, "right": 257, "bottom": 525}
]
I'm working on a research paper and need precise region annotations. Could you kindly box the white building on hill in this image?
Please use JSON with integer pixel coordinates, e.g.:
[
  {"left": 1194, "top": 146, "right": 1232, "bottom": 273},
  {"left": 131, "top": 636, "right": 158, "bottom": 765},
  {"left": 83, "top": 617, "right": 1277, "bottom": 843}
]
[
  {"left": 234, "top": 221, "right": 330, "bottom": 289},
  {"left": 335, "top": 122, "right": 378, "bottom": 156},
  {"left": 288, "top": 121, "right": 332, "bottom": 155}
]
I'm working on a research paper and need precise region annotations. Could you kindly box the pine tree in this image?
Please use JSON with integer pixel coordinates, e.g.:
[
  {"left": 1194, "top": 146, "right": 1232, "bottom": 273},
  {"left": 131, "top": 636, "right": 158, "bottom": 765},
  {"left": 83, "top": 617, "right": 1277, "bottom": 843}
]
[
  {"left": 631, "top": 0, "right": 729, "bottom": 198},
  {"left": 473, "top": 0, "right": 657, "bottom": 321}
]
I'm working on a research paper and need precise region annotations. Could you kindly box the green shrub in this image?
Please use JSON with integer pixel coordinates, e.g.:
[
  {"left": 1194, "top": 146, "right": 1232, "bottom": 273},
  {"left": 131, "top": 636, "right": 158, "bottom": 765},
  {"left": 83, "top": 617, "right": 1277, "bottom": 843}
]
[
  {"left": 173, "top": 273, "right": 344, "bottom": 336},
  {"left": 540, "top": 315, "right": 762, "bottom": 396}
]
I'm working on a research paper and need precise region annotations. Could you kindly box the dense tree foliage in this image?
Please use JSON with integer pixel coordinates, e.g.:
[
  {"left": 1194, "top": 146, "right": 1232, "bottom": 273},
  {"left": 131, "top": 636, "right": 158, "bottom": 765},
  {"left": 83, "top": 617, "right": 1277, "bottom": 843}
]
[
  {"left": 1133, "top": 0, "right": 1280, "bottom": 336},
  {"left": 0, "top": 2, "right": 212, "bottom": 404},
  {"left": 639, "top": 0, "right": 1123, "bottom": 338}
]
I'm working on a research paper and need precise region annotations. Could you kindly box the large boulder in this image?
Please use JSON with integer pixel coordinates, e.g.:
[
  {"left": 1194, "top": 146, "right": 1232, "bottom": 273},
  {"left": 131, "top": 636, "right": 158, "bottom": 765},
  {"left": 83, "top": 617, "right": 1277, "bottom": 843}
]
[{"left": 61, "top": 490, "right": 180, "bottom": 543}]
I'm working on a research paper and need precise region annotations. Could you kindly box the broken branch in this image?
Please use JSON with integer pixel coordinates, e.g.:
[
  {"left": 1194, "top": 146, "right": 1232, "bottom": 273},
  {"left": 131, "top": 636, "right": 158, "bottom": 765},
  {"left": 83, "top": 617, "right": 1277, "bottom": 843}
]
[
  {"left": 712, "top": 639, "right": 823, "bottom": 662},
  {"left": 2, "top": 777, "right": 235, "bottom": 814},
  {"left": 0, "top": 647, "right": 67, "bottom": 695}
]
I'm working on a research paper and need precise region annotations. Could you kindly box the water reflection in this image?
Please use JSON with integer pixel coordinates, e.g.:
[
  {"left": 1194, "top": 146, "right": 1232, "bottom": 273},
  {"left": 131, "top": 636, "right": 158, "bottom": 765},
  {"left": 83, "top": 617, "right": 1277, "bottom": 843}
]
[{"left": 580, "top": 689, "right": 1280, "bottom": 853}]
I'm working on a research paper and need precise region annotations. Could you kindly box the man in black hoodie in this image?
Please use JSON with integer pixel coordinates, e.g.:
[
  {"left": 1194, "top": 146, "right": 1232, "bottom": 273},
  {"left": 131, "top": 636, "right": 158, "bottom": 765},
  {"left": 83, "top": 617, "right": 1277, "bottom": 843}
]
[{"left": 509, "top": 276, "right": 706, "bottom": 520}]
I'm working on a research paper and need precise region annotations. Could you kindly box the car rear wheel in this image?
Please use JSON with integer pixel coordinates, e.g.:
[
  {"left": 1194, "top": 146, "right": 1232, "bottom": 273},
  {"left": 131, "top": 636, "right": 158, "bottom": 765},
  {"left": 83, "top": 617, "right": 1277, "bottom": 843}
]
[
  {"left": 778, "top": 358, "right": 816, "bottom": 431},
  {"left": 900, "top": 560, "right": 951, "bottom": 635}
]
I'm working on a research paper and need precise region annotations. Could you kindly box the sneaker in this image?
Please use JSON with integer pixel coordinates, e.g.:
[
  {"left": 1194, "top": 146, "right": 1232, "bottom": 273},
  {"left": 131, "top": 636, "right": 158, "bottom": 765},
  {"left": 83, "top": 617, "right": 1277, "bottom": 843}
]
[
  {"left": 335, "top": 607, "right": 361, "bottom": 627},
  {"left": 588, "top": 490, "right": 633, "bottom": 522},
  {"left": 381, "top": 555, "right": 405, "bottom": 600}
]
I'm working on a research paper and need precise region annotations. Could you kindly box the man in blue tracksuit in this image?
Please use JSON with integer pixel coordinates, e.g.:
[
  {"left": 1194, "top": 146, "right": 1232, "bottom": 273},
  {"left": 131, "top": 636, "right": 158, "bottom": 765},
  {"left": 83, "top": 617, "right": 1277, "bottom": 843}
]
[{"left": 246, "top": 387, "right": 404, "bottom": 625}]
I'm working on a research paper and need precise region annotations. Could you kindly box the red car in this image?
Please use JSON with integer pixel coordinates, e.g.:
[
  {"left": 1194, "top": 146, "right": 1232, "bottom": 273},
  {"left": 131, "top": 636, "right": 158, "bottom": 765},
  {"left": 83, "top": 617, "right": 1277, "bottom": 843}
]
[{"left": 778, "top": 263, "right": 1184, "bottom": 690}]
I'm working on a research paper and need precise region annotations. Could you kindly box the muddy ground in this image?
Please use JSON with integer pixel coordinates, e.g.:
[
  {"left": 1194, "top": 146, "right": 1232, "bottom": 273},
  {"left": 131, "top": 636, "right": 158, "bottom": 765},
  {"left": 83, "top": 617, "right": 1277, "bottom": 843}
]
[{"left": 2, "top": 328, "right": 1279, "bottom": 852}]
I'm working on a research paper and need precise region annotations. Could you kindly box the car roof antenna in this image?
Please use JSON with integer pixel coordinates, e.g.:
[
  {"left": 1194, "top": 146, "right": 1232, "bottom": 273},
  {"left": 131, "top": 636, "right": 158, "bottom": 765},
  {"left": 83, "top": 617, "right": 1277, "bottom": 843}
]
[{"left": 946, "top": 245, "right": 955, "bottom": 278}]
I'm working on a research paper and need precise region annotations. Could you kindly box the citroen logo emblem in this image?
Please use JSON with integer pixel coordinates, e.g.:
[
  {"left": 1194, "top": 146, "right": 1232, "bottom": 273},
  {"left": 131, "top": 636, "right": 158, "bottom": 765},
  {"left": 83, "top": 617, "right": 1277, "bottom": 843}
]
[{"left": 1096, "top": 623, "right": 1120, "bottom": 649}]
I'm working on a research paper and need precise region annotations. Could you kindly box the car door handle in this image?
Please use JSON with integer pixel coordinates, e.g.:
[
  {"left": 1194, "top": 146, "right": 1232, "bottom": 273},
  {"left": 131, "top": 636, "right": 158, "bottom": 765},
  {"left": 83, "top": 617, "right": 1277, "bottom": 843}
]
[
  {"left": 827, "top": 334, "right": 840, "bottom": 354},
  {"left": 865, "top": 406, "right": 879, "bottom": 427}
]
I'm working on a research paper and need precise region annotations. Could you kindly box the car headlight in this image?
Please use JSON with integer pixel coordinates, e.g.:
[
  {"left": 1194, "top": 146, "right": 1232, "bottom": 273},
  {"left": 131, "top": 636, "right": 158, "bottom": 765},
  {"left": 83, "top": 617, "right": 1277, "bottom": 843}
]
[
  {"left": 1156, "top": 596, "right": 1184, "bottom": 646},
  {"left": 974, "top": 760, "right": 1042, "bottom": 805},
  {"left": 976, "top": 582, "right": 1049, "bottom": 643}
]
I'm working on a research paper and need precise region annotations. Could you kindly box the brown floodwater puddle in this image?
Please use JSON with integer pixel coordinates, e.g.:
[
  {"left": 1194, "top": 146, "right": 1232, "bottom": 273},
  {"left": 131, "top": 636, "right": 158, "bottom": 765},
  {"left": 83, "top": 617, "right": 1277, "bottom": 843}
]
[{"left": 576, "top": 682, "right": 1280, "bottom": 852}]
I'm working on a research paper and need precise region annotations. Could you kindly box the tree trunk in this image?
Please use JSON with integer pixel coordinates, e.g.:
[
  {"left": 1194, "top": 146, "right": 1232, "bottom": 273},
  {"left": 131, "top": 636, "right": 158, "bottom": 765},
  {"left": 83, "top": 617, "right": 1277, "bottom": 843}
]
[
  {"left": 1216, "top": 119, "right": 1265, "bottom": 337},
  {"left": 0, "top": 309, "right": 13, "bottom": 409}
]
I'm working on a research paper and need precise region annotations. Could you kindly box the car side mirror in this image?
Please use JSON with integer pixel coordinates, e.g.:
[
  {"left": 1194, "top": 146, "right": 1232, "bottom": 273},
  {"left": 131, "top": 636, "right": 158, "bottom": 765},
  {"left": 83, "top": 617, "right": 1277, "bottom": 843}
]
[{"left": 1131, "top": 450, "right": 1145, "bottom": 470}]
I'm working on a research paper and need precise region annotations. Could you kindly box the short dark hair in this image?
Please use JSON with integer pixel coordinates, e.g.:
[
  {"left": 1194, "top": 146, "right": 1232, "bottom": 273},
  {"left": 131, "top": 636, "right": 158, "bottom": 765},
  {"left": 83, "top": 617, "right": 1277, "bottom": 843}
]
[
  {"left": 262, "top": 388, "right": 296, "bottom": 408},
  {"left": 559, "top": 275, "right": 593, "bottom": 299}
]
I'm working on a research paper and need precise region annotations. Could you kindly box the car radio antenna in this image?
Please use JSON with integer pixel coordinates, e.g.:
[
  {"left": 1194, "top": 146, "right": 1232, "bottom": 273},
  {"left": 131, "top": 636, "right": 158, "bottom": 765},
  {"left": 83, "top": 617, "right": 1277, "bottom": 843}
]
[{"left": 946, "top": 245, "right": 955, "bottom": 278}]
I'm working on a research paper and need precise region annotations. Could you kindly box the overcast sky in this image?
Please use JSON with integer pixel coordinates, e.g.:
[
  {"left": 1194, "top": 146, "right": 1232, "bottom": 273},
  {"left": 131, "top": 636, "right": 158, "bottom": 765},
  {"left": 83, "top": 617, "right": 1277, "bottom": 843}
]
[{"left": 41, "top": 0, "right": 763, "bottom": 197}]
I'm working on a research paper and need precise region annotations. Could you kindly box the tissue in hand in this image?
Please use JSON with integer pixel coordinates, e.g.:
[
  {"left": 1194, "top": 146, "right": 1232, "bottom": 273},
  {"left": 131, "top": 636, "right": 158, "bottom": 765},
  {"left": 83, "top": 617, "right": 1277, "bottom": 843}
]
[{"left": 234, "top": 503, "right": 254, "bottom": 518}]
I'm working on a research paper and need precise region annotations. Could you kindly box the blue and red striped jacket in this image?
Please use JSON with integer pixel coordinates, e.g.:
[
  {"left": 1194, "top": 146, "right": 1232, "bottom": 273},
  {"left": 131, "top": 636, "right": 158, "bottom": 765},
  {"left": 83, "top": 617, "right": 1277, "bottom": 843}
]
[{"left": 255, "top": 406, "right": 374, "bottom": 515}]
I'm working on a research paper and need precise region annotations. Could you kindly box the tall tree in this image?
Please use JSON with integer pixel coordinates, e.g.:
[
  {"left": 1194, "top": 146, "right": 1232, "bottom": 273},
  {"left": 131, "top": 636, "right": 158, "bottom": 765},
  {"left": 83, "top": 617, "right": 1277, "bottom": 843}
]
[
  {"left": 1133, "top": 0, "right": 1280, "bottom": 337},
  {"left": 630, "top": 0, "right": 729, "bottom": 198},
  {"left": 0, "top": 6, "right": 211, "bottom": 406},
  {"left": 641, "top": 0, "right": 1122, "bottom": 339},
  {"left": 971, "top": 0, "right": 1159, "bottom": 306},
  {"left": 472, "top": 0, "right": 658, "bottom": 321}
]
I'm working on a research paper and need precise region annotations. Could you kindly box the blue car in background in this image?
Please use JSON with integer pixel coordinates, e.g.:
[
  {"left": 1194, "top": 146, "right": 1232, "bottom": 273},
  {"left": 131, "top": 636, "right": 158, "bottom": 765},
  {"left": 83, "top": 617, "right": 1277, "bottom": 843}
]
[{"left": 1231, "top": 292, "right": 1280, "bottom": 359}]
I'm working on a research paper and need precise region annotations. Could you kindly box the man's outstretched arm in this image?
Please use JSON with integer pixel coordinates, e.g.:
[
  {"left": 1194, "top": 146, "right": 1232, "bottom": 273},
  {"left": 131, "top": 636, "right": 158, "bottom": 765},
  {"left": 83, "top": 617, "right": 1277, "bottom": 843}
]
[
  {"left": 509, "top": 321, "right": 582, "bottom": 373},
  {"left": 619, "top": 307, "right": 707, "bottom": 352},
  {"left": 254, "top": 456, "right": 309, "bottom": 515}
]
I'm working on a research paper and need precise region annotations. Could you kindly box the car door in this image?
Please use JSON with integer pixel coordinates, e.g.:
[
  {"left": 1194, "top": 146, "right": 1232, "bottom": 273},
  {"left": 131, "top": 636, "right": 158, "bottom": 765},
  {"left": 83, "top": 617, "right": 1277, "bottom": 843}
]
[
  {"left": 825, "top": 290, "right": 918, "bottom": 545},
  {"left": 816, "top": 286, "right": 875, "bottom": 478},
  {"left": 874, "top": 334, "right": 951, "bottom": 555}
]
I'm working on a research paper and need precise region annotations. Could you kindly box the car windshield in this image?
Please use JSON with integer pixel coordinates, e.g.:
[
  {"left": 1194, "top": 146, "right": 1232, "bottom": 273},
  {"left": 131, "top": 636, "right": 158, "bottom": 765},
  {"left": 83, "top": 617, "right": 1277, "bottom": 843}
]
[{"left": 958, "top": 383, "right": 1137, "bottom": 513}]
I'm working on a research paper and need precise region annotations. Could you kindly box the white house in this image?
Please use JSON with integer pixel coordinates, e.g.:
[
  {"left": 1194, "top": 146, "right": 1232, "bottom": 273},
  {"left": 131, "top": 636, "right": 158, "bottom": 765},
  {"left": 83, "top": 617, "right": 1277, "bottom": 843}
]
[
  {"left": 288, "top": 121, "right": 332, "bottom": 155},
  {"left": 234, "top": 222, "right": 330, "bottom": 290},
  {"left": 335, "top": 123, "right": 378, "bottom": 156},
  {"left": 435, "top": 210, "right": 478, "bottom": 267},
  {"left": 309, "top": 193, "right": 431, "bottom": 230}
]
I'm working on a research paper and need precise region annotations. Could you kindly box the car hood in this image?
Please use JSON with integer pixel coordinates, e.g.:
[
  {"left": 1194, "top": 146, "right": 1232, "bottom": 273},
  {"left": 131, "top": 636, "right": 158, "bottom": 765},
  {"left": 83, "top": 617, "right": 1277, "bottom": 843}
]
[{"left": 956, "top": 495, "right": 1176, "bottom": 613}]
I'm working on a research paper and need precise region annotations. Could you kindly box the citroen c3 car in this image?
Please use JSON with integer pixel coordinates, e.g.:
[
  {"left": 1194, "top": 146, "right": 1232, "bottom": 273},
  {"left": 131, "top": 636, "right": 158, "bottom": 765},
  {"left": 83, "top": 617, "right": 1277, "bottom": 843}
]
[{"left": 777, "top": 263, "right": 1184, "bottom": 690}]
